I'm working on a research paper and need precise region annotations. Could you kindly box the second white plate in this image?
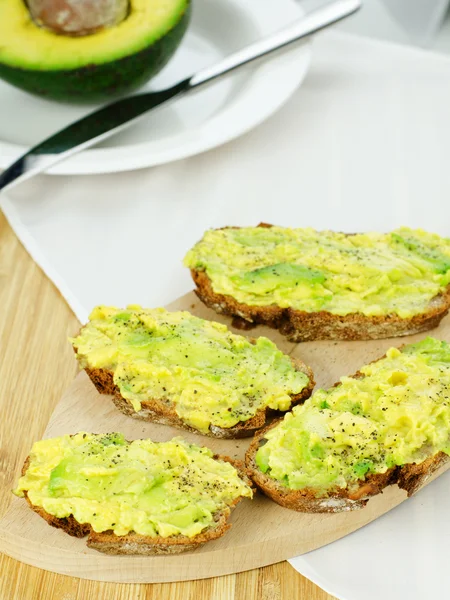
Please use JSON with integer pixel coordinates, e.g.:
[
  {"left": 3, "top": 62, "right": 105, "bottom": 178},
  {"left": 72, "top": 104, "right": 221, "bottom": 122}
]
[{"left": 0, "top": 0, "right": 311, "bottom": 175}]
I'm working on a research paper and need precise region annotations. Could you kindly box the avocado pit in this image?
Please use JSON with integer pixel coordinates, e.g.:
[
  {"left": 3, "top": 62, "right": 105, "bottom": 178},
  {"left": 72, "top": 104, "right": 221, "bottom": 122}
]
[{"left": 26, "top": 0, "right": 129, "bottom": 35}]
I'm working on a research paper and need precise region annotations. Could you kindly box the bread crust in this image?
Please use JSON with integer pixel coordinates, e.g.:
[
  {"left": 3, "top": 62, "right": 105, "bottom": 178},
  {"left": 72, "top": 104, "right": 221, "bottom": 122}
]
[
  {"left": 20, "top": 452, "right": 253, "bottom": 555},
  {"left": 245, "top": 356, "right": 450, "bottom": 513},
  {"left": 83, "top": 355, "right": 315, "bottom": 439},
  {"left": 191, "top": 268, "right": 450, "bottom": 342},
  {"left": 189, "top": 224, "right": 450, "bottom": 341}
]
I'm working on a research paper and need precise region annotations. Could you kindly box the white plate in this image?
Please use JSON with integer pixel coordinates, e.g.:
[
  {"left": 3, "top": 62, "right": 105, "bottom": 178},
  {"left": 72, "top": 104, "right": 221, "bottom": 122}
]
[{"left": 0, "top": 0, "right": 310, "bottom": 175}]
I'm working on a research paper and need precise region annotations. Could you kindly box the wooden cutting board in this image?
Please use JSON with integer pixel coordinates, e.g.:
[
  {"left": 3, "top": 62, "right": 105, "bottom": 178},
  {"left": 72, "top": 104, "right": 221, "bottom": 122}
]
[{"left": 0, "top": 292, "right": 448, "bottom": 583}]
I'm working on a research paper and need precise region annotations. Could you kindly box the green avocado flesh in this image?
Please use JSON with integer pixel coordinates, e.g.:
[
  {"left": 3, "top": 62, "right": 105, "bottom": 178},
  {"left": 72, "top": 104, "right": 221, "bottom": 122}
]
[
  {"left": 15, "top": 433, "right": 252, "bottom": 537},
  {"left": 184, "top": 226, "right": 450, "bottom": 318},
  {"left": 255, "top": 337, "right": 450, "bottom": 496},
  {"left": 0, "top": 0, "right": 190, "bottom": 102},
  {"left": 71, "top": 306, "right": 309, "bottom": 433}
]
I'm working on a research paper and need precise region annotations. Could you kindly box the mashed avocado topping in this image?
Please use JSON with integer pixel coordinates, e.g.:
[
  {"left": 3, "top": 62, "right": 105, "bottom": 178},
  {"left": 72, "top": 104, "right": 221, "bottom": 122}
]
[
  {"left": 15, "top": 433, "right": 252, "bottom": 538},
  {"left": 71, "top": 306, "right": 309, "bottom": 433},
  {"left": 184, "top": 226, "right": 450, "bottom": 318},
  {"left": 255, "top": 338, "right": 450, "bottom": 495}
]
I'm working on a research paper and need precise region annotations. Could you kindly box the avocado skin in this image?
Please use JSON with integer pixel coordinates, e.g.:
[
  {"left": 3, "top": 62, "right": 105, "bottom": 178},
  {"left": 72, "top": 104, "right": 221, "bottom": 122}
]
[{"left": 0, "top": 3, "right": 191, "bottom": 104}]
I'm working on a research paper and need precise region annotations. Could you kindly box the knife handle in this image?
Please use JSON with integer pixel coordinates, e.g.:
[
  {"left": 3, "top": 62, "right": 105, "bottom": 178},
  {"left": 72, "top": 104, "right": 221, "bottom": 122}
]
[{"left": 189, "top": 0, "right": 361, "bottom": 89}]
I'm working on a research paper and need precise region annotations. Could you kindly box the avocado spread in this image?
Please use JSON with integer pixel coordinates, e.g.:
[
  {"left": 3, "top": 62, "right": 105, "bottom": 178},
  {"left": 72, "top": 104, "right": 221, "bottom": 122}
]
[
  {"left": 71, "top": 306, "right": 309, "bottom": 433},
  {"left": 255, "top": 337, "right": 450, "bottom": 496},
  {"left": 15, "top": 433, "right": 252, "bottom": 537},
  {"left": 184, "top": 227, "right": 450, "bottom": 318}
]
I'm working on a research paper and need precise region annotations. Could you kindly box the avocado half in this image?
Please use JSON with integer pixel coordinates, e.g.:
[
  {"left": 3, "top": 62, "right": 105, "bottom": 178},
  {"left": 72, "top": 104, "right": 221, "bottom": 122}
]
[{"left": 0, "top": 0, "right": 191, "bottom": 103}]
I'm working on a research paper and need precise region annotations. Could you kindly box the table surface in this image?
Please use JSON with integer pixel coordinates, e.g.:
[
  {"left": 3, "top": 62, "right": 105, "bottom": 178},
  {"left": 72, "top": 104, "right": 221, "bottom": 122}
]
[{"left": 0, "top": 211, "right": 336, "bottom": 600}]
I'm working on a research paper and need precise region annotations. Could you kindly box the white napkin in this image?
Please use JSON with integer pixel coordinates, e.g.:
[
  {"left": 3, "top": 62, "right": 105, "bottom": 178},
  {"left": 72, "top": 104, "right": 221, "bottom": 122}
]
[
  {"left": 2, "top": 31, "right": 450, "bottom": 599},
  {"left": 290, "top": 469, "right": 450, "bottom": 600}
]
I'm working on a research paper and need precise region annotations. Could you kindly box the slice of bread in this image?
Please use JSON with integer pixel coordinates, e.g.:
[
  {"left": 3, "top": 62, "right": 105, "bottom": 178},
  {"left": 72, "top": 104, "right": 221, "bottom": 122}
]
[
  {"left": 72, "top": 306, "right": 315, "bottom": 439},
  {"left": 246, "top": 426, "right": 449, "bottom": 513},
  {"left": 245, "top": 343, "right": 450, "bottom": 512},
  {"left": 84, "top": 356, "right": 314, "bottom": 439},
  {"left": 191, "top": 268, "right": 450, "bottom": 343},
  {"left": 20, "top": 447, "right": 253, "bottom": 555},
  {"left": 188, "top": 224, "right": 450, "bottom": 342}
]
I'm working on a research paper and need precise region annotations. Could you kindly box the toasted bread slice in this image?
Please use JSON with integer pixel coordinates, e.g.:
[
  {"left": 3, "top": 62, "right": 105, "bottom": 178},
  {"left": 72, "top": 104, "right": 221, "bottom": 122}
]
[
  {"left": 245, "top": 339, "right": 450, "bottom": 512},
  {"left": 18, "top": 436, "right": 254, "bottom": 555},
  {"left": 246, "top": 428, "right": 449, "bottom": 513},
  {"left": 72, "top": 307, "right": 315, "bottom": 439},
  {"left": 85, "top": 356, "right": 314, "bottom": 439},
  {"left": 187, "top": 225, "right": 450, "bottom": 342},
  {"left": 191, "top": 268, "right": 450, "bottom": 342}
]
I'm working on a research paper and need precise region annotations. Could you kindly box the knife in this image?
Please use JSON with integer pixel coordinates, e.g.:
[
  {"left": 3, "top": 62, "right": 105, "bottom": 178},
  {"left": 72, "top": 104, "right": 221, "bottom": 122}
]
[{"left": 0, "top": 0, "right": 360, "bottom": 193}]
